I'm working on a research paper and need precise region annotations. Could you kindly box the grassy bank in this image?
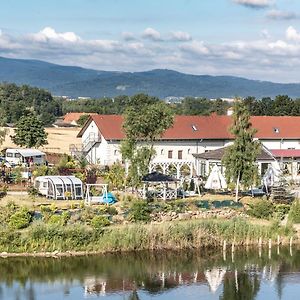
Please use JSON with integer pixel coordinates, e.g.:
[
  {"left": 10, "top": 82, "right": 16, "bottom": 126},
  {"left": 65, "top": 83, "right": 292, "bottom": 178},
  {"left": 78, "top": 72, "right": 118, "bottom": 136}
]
[{"left": 0, "top": 218, "right": 295, "bottom": 254}]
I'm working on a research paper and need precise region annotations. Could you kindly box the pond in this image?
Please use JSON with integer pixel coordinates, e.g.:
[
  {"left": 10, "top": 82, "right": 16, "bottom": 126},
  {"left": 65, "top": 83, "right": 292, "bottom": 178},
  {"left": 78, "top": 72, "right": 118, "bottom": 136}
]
[{"left": 1, "top": 247, "right": 300, "bottom": 299}]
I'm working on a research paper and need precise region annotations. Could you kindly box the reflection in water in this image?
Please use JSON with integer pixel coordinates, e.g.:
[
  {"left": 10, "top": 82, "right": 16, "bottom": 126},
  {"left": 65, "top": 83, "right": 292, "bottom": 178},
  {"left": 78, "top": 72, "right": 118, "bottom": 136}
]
[
  {"left": 204, "top": 267, "right": 227, "bottom": 293},
  {"left": 0, "top": 247, "right": 300, "bottom": 299}
]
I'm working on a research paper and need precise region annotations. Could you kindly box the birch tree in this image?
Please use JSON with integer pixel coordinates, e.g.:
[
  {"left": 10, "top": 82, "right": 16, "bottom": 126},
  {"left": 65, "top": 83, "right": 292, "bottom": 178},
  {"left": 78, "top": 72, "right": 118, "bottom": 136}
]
[{"left": 222, "top": 99, "right": 260, "bottom": 201}]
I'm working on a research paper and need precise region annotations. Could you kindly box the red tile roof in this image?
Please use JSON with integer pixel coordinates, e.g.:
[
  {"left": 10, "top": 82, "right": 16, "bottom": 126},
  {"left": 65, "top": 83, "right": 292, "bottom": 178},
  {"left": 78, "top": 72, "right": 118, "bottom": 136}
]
[
  {"left": 63, "top": 112, "right": 97, "bottom": 123},
  {"left": 77, "top": 114, "right": 300, "bottom": 141},
  {"left": 271, "top": 149, "right": 300, "bottom": 158}
]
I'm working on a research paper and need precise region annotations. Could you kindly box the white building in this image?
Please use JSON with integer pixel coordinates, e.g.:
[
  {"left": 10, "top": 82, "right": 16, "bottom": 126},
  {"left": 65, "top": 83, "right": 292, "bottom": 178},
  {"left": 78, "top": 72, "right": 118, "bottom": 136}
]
[{"left": 74, "top": 114, "right": 300, "bottom": 177}]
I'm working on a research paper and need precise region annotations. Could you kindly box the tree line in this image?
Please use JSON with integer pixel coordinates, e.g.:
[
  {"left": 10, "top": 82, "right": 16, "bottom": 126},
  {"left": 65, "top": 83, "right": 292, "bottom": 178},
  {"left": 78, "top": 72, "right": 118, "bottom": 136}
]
[
  {"left": 63, "top": 94, "right": 300, "bottom": 117},
  {"left": 2, "top": 82, "right": 300, "bottom": 129},
  {"left": 0, "top": 83, "right": 62, "bottom": 126}
]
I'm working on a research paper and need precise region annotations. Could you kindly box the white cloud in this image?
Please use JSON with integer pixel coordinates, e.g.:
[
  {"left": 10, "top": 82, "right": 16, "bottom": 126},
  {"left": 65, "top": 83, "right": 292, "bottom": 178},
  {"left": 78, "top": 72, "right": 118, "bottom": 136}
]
[
  {"left": 122, "top": 31, "right": 136, "bottom": 41},
  {"left": 267, "top": 9, "right": 298, "bottom": 20},
  {"left": 171, "top": 31, "right": 192, "bottom": 41},
  {"left": 286, "top": 26, "right": 300, "bottom": 42},
  {"left": 261, "top": 29, "right": 271, "bottom": 39},
  {"left": 142, "top": 27, "right": 161, "bottom": 41},
  {"left": 234, "top": 0, "right": 273, "bottom": 8},
  {"left": 2, "top": 26, "right": 300, "bottom": 82},
  {"left": 30, "top": 27, "right": 81, "bottom": 43},
  {"left": 180, "top": 41, "right": 209, "bottom": 55}
]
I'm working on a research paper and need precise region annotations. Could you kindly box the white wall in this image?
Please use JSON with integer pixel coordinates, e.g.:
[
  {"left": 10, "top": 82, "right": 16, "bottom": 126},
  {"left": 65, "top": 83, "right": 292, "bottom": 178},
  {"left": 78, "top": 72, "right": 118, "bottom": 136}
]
[
  {"left": 81, "top": 123, "right": 300, "bottom": 166},
  {"left": 152, "top": 139, "right": 228, "bottom": 162},
  {"left": 261, "top": 139, "right": 300, "bottom": 150}
]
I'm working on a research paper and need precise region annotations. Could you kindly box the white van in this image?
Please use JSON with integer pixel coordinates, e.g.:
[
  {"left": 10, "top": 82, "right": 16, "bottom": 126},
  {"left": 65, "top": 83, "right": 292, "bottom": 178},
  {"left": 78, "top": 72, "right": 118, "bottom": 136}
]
[{"left": 5, "top": 148, "right": 46, "bottom": 166}]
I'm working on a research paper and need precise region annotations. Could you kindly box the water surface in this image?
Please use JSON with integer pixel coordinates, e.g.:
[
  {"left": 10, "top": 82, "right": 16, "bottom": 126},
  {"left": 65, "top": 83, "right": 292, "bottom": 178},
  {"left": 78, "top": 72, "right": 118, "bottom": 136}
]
[{"left": 1, "top": 247, "right": 300, "bottom": 299}]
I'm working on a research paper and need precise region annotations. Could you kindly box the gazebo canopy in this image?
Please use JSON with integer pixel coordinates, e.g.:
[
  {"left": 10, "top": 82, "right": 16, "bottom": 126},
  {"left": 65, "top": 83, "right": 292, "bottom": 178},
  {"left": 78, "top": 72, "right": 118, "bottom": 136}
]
[{"left": 142, "top": 172, "right": 178, "bottom": 183}]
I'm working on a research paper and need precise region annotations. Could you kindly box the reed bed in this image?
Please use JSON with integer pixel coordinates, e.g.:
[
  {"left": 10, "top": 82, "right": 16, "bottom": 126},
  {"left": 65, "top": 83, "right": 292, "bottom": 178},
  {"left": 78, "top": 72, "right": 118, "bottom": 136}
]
[{"left": 0, "top": 218, "right": 295, "bottom": 254}]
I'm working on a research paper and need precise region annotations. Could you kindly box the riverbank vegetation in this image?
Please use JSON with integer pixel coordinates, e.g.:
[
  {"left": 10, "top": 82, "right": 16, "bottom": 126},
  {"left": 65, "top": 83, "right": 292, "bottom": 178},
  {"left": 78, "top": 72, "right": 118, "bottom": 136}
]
[
  {"left": 0, "top": 217, "right": 294, "bottom": 254},
  {"left": 0, "top": 196, "right": 297, "bottom": 254}
]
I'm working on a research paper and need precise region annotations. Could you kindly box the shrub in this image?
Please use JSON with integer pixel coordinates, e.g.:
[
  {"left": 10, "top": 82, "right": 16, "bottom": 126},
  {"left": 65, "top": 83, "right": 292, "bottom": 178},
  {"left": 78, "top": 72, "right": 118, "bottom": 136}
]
[
  {"left": 247, "top": 200, "right": 274, "bottom": 219},
  {"left": 98, "top": 205, "right": 118, "bottom": 216},
  {"left": 9, "top": 208, "right": 32, "bottom": 229},
  {"left": 274, "top": 204, "right": 291, "bottom": 221},
  {"left": 48, "top": 212, "right": 70, "bottom": 226},
  {"left": 289, "top": 200, "right": 300, "bottom": 223},
  {"left": 0, "top": 185, "right": 8, "bottom": 198},
  {"left": 32, "top": 165, "right": 49, "bottom": 177},
  {"left": 128, "top": 201, "right": 152, "bottom": 223},
  {"left": 48, "top": 214, "right": 64, "bottom": 225},
  {"left": 79, "top": 207, "right": 98, "bottom": 225},
  {"left": 40, "top": 205, "right": 53, "bottom": 222},
  {"left": 62, "top": 211, "right": 71, "bottom": 224},
  {"left": 27, "top": 186, "right": 38, "bottom": 197},
  {"left": 91, "top": 215, "right": 110, "bottom": 229}
]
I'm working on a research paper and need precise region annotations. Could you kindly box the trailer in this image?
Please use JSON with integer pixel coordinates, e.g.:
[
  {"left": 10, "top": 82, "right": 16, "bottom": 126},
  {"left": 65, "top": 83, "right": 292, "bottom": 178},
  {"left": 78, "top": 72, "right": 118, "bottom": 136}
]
[{"left": 6, "top": 148, "right": 46, "bottom": 166}]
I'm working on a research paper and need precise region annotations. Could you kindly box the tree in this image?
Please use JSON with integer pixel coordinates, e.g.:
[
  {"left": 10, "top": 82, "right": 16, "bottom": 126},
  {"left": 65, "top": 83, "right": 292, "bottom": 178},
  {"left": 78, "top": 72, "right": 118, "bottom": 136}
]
[
  {"left": 77, "top": 114, "right": 90, "bottom": 127},
  {"left": 121, "top": 94, "right": 174, "bottom": 188},
  {"left": 11, "top": 114, "right": 48, "bottom": 148},
  {"left": 0, "top": 128, "right": 7, "bottom": 148},
  {"left": 222, "top": 99, "right": 260, "bottom": 201}
]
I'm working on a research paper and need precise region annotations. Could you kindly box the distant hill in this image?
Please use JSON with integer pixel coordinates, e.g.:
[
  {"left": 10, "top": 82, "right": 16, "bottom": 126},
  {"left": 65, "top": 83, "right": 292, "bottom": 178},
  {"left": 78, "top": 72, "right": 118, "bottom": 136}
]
[{"left": 1, "top": 56, "right": 300, "bottom": 98}]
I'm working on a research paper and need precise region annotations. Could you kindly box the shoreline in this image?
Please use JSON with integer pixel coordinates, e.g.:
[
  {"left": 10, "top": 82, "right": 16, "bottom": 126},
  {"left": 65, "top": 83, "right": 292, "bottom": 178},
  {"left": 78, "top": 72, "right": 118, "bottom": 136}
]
[
  {"left": 0, "top": 217, "right": 297, "bottom": 258},
  {"left": 0, "top": 240, "right": 298, "bottom": 258}
]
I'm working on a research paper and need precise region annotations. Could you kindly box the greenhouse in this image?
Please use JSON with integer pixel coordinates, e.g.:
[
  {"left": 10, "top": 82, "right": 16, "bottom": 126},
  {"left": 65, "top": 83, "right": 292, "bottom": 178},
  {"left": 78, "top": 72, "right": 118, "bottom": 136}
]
[{"left": 34, "top": 176, "right": 84, "bottom": 200}]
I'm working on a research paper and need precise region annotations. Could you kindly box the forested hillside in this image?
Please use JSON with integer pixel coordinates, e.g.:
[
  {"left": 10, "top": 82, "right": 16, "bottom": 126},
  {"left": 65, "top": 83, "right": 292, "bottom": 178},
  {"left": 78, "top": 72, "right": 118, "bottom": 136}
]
[{"left": 2, "top": 57, "right": 300, "bottom": 98}]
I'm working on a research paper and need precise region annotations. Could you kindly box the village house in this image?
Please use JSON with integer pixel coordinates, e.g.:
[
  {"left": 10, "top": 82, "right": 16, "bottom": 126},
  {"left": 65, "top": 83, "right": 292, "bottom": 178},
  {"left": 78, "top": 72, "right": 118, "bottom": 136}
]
[{"left": 73, "top": 114, "right": 300, "bottom": 178}]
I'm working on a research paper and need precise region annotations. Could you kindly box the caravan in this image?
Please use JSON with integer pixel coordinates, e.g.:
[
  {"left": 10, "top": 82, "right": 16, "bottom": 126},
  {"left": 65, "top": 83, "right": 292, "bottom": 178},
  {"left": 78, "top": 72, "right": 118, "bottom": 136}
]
[{"left": 5, "top": 149, "right": 46, "bottom": 166}]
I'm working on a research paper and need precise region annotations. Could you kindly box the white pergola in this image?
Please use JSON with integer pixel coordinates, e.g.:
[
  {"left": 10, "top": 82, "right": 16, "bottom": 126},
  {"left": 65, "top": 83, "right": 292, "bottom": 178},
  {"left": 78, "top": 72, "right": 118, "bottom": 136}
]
[{"left": 149, "top": 160, "right": 195, "bottom": 179}]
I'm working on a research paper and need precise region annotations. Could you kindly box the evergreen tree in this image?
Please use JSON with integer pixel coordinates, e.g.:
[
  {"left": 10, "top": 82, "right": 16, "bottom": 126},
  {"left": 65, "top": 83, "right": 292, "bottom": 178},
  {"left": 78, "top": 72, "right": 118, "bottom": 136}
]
[
  {"left": 222, "top": 99, "right": 260, "bottom": 201},
  {"left": 11, "top": 114, "right": 48, "bottom": 148}
]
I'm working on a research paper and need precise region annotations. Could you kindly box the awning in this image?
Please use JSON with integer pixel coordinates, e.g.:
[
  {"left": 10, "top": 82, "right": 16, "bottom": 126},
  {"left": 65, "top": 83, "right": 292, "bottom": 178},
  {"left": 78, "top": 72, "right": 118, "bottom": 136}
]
[{"left": 16, "top": 149, "right": 45, "bottom": 157}]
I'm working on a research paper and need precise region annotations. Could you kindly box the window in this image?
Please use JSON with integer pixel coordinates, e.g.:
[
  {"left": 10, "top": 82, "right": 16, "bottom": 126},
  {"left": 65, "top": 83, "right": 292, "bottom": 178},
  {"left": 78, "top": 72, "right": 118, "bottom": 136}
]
[
  {"left": 178, "top": 150, "right": 183, "bottom": 159},
  {"left": 261, "top": 163, "right": 270, "bottom": 176},
  {"left": 273, "top": 128, "right": 280, "bottom": 133},
  {"left": 188, "top": 149, "right": 191, "bottom": 154},
  {"left": 6, "top": 153, "right": 13, "bottom": 157},
  {"left": 15, "top": 153, "right": 21, "bottom": 158},
  {"left": 114, "top": 150, "right": 118, "bottom": 156},
  {"left": 168, "top": 150, "right": 173, "bottom": 159},
  {"left": 160, "top": 149, "right": 164, "bottom": 155}
]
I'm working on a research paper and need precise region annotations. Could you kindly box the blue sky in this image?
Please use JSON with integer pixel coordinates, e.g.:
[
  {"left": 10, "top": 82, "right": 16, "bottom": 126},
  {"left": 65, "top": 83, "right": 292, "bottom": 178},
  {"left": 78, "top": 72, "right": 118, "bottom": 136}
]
[{"left": 1, "top": 0, "right": 300, "bottom": 82}]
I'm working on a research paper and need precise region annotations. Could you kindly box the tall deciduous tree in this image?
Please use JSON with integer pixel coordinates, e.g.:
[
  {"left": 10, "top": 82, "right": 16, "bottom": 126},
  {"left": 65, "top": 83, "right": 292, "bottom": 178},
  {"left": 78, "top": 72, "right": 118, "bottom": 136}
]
[
  {"left": 222, "top": 99, "right": 260, "bottom": 201},
  {"left": 121, "top": 94, "right": 174, "bottom": 187},
  {"left": 11, "top": 114, "right": 48, "bottom": 148}
]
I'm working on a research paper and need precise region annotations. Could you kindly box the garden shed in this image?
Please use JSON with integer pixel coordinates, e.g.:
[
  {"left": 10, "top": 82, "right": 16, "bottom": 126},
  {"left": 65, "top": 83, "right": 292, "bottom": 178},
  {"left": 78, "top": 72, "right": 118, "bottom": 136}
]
[{"left": 34, "top": 176, "right": 84, "bottom": 200}]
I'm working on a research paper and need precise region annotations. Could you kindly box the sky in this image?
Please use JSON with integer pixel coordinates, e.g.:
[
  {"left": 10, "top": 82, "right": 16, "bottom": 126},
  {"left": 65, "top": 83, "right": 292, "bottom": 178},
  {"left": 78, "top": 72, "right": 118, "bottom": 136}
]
[{"left": 1, "top": 0, "right": 300, "bottom": 82}]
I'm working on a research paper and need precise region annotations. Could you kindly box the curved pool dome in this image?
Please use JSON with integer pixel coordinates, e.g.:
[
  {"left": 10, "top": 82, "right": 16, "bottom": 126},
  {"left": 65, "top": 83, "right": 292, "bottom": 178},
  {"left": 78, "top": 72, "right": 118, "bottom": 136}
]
[{"left": 34, "top": 176, "right": 84, "bottom": 200}]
